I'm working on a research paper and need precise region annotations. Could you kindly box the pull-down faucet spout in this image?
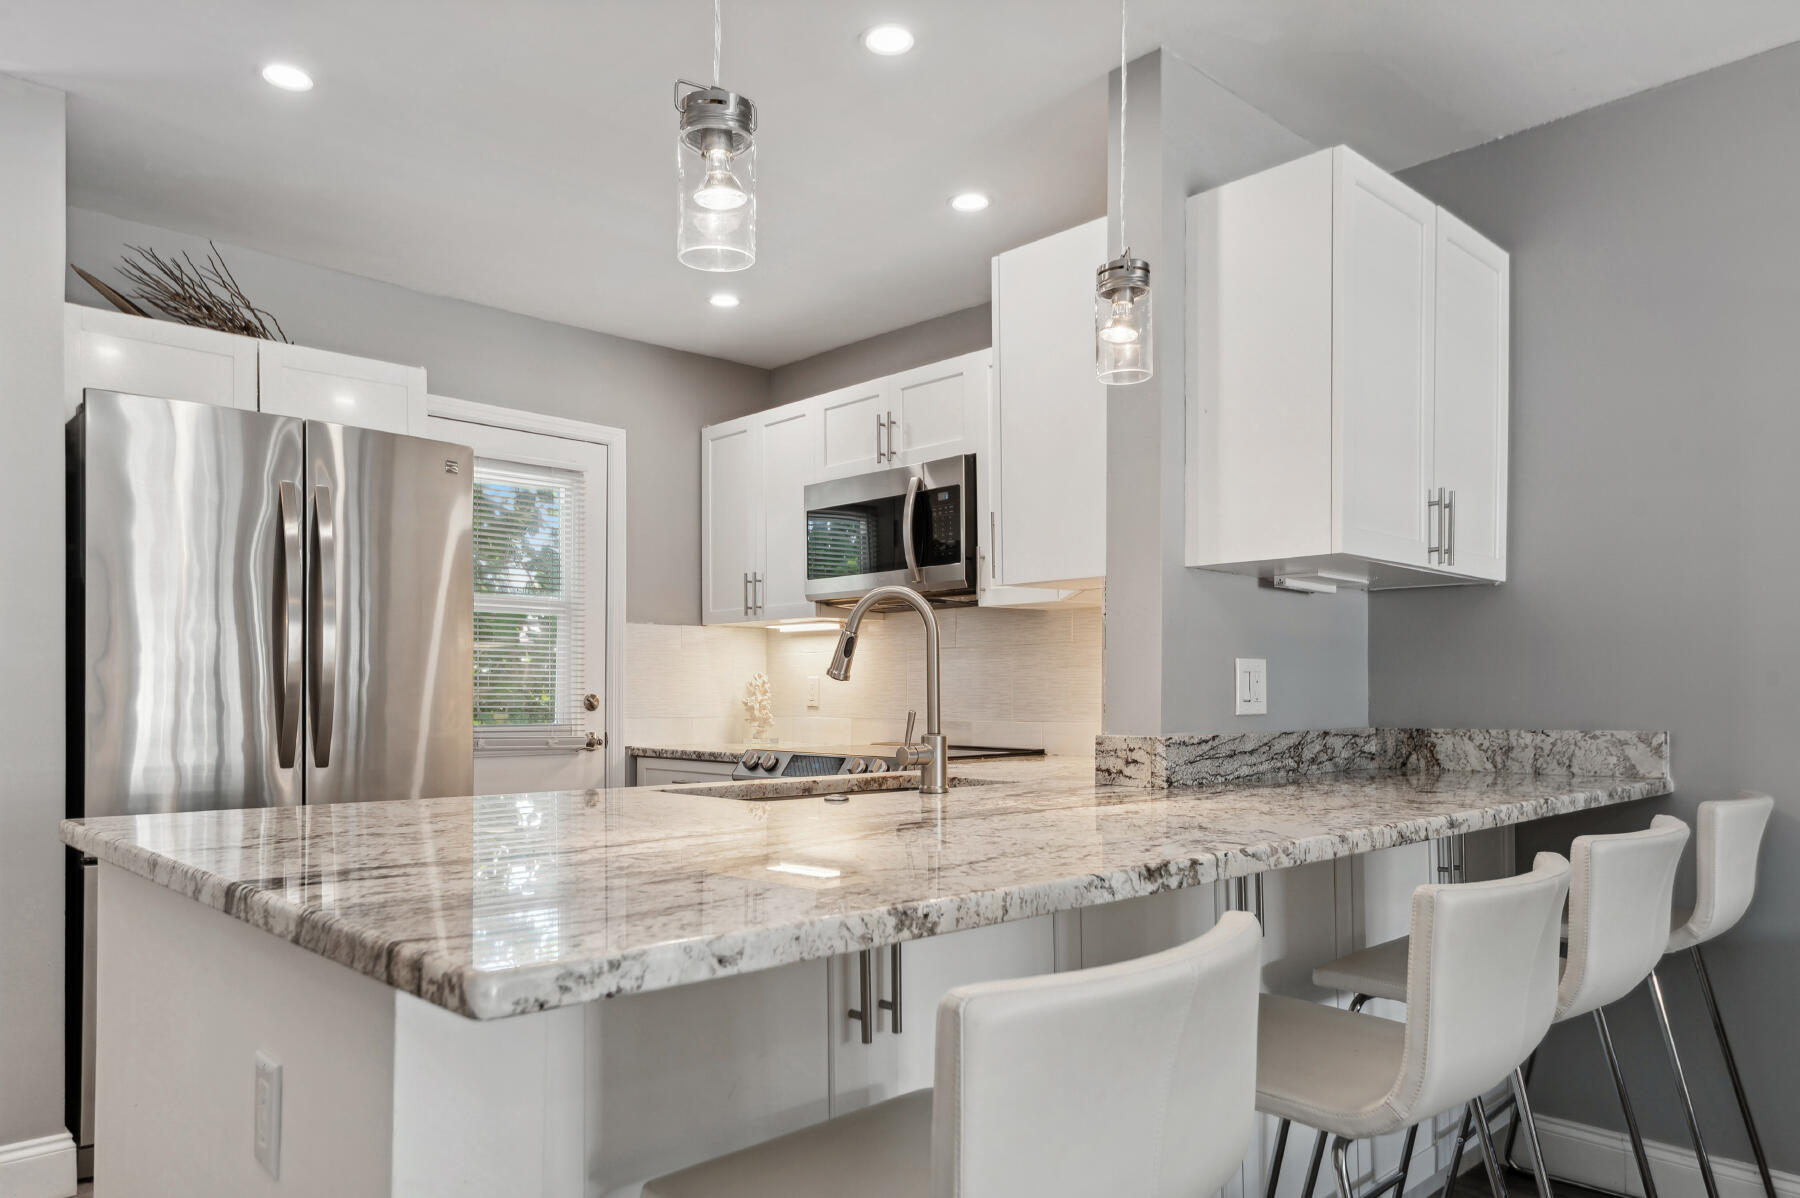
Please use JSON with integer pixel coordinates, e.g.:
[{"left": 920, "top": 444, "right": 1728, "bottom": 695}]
[{"left": 825, "top": 585, "right": 947, "bottom": 794}]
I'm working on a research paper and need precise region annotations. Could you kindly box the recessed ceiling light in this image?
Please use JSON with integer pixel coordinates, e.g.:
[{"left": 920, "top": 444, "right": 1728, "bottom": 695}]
[
  {"left": 709, "top": 292, "right": 740, "bottom": 308},
  {"left": 261, "top": 63, "right": 314, "bottom": 92},
  {"left": 949, "top": 192, "right": 990, "bottom": 213},
  {"left": 862, "top": 25, "right": 915, "bottom": 56}
]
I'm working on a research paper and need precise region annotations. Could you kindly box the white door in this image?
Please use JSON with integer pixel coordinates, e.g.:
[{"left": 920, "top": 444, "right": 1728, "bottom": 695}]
[
  {"left": 64, "top": 303, "right": 259, "bottom": 416},
  {"left": 817, "top": 380, "right": 890, "bottom": 476},
  {"left": 701, "top": 417, "right": 759, "bottom": 625},
  {"left": 1332, "top": 148, "right": 1436, "bottom": 568},
  {"left": 260, "top": 341, "right": 427, "bottom": 434},
  {"left": 890, "top": 351, "right": 985, "bottom": 465},
  {"left": 991, "top": 220, "right": 1108, "bottom": 588},
  {"left": 426, "top": 414, "right": 611, "bottom": 794},
  {"left": 757, "top": 401, "right": 820, "bottom": 620},
  {"left": 827, "top": 917, "right": 1055, "bottom": 1116},
  {"left": 1433, "top": 211, "right": 1509, "bottom": 581}
]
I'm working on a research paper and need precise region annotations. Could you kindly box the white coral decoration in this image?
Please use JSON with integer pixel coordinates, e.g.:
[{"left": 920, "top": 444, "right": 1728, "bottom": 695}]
[{"left": 742, "top": 671, "right": 774, "bottom": 738}]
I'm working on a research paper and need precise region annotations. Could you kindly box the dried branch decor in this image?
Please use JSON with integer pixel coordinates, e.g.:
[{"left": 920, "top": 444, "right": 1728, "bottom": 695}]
[{"left": 91, "top": 242, "right": 292, "bottom": 342}]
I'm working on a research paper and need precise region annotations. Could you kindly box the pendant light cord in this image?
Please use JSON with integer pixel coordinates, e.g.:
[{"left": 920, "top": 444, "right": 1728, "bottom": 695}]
[
  {"left": 713, "top": 0, "right": 722, "bottom": 86},
  {"left": 1117, "top": 0, "right": 1128, "bottom": 256}
]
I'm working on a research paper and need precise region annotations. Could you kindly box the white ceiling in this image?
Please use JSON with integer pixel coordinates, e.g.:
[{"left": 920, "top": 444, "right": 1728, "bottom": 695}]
[{"left": 7, "top": 1, "right": 1799, "bottom": 369}]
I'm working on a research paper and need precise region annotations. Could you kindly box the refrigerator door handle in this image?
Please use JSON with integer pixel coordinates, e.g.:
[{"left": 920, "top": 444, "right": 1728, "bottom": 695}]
[
  {"left": 276, "top": 481, "right": 304, "bottom": 768},
  {"left": 309, "top": 484, "right": 338, "bottom": 767}
]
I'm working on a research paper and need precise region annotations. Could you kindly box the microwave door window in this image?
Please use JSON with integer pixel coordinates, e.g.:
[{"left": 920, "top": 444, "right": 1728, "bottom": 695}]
[
  {"left": 808, "top": 504, "right": 886, "bottom": 581},
  {"left": 806, "top": 485, "right": 963, "bottom": 584}
]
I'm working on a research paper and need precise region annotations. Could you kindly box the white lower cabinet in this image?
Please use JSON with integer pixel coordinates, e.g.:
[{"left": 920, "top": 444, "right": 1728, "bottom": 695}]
[
  {"left": 632, "top": 757, "right": 738, "bottom": 786},
  {"left": 827, "top": 916, "right": 1056, "bottom": 1116}
]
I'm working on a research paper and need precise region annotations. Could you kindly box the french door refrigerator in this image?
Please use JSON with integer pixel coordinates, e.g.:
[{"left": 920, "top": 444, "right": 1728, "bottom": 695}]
[{"left": 66, "top": 389, "right": 474, "bottom": 1173}]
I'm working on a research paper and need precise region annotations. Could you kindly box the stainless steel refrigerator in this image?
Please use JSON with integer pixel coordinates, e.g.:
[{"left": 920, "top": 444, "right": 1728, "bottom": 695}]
[{"left": 65, "top": 389, "right": 475, "bottom": 1172}]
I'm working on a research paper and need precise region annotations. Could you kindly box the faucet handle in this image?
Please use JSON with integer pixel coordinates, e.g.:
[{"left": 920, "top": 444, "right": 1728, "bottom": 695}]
[{"left": 902, "top": 708, "right": 917, "bottom": 747}]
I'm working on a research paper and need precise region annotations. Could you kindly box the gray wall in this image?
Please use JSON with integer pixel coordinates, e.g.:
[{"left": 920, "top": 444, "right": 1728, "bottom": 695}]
[
  {"left": 766, "top": 303, "right": 993, "bottom": 405},
  {"left": 67, "top": 207, "right": 771, "bottom": 625},
  {"left": 1102, "top": 51, "right": 1369, "bottom": 735},
  {"left": 0, "top": 74, "right": 68, "bottom": 1151},
  {"left": 1379, "top": 42, "right": 1800, "bottom": 1167}
]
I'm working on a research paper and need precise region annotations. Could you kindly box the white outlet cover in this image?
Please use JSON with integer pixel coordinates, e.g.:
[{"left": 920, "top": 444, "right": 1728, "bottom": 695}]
[
  {"left": 806, "top": 675, "right": 820, "bottom": 709},
  {"left": 254, "top": 1052, "right": 282, "bottom": 1178},
  {"left": 1235, "top": 658, "right": 1267, "bottom": 716}
]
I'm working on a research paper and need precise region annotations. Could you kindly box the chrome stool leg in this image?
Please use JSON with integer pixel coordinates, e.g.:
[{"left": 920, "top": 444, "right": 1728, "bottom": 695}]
[
  {"left": 1441, "top": 1105, "right": 1476, "bottom": 1198},
  {"left": 1647, "top": 967, "right": 1721, "bottom": 1198},
  {"left": 1690, "top": 947, "right": 1775, "bottom": 1198},
  {"left": 1509, "top": 1066, "right": 1555, "bottom": 1198},
  {"left": 1594, "top": 1007, "right": 1658, "bottom": 1198},
  {"left": 1331, "top": 1135, "right": 1358, "bottom": 1198},
  {"left": 1301, "top": 1130, "right": 1330, "bottom": 1198},
  {"left": 1471, "top": 1098, "right": 1510, "bottom": 1198},
  {"left": 1501, "top": 1051, "right": 1535, "bottom": 1169}
]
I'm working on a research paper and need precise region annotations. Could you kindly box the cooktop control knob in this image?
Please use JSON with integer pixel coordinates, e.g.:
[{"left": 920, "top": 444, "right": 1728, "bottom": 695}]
[
  {"left": 739, "top": 750, "right": 760, "bottom": 768},
  {"left": 758, "top": 752, "right": 779, "bottom": 771},
  {"left": 846, "top": 757, "right": 867, "bottom": 774}
]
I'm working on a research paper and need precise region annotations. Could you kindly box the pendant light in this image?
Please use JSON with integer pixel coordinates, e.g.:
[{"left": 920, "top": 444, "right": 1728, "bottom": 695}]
[
  {"left": 675, "top": 0, "right": 756, "bottom": 272},
  {"left": 1096, "top": 0, "right": 1152, "bottom": 384}
]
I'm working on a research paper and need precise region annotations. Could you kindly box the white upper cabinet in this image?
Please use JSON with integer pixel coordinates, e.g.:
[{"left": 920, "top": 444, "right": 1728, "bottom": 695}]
[
  {"left": 701, "top": 416, "right": 761, "bottom": 625},
  {"left": 817, "top": 380, "right": 889, "bottom": 476},
  {"left": 887, "top": 350, "right": 985, "bottom": 465},
  {"left": 756, "top": 402, "right": 822, "bottom": 621},
  {"left": 257, "top": 341, "right": 427, "bottom": 435},
  {"left": 989, "top": 217, "right": 1108, "bottom": 590},
  {"left": 64, "top": 304, "right": 259, "bottom": 415},
  {"left": 1186, "top": 146, "right": 1509, "bottom": 590},
  {"left": 1432, "top": 210, "right": 1510, "bottom": 581}
]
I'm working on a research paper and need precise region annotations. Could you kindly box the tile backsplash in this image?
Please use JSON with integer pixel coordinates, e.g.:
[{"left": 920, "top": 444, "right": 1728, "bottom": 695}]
[{"left": 624, "top": 606, "right": 1101, "bottom": 756}]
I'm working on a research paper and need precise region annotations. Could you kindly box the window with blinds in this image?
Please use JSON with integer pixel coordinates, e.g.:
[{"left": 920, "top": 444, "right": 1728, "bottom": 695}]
[{"left": 472, "top": 459, "right": 588, "bottom": 748}]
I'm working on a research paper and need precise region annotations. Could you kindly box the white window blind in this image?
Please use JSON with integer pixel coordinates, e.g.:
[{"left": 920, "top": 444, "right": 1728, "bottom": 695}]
[{"left": 472, "top": 458, "right": 589, "bottom": 748}]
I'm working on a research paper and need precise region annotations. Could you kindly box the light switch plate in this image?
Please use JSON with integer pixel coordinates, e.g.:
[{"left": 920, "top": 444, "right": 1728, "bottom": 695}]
[
  {"left": 806, "top": 675, "right": 820, "bottom": 709},
  {"left": 254, "top": 1052, "right": 282, "bottom": 1178},
  {"left": 1235, "top": 658, "right": 1267, "bottom": 716}
]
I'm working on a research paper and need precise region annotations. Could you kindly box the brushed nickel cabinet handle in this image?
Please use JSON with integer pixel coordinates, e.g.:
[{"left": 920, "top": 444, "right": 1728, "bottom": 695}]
[
  {"left": 877, "top": 944, "right": 902, "bottom": 1034},
  {"left": 847, "top": 949, "right": 875, "bottom": 1044},
  {"left": 1446, "top": 489, "right": 1457, "bottom": 566}
]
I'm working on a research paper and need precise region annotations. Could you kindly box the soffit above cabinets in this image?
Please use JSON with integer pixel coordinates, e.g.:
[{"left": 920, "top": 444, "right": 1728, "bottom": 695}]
[{"left": 11, "top": 1, "right": 1800, "bottom": 367}]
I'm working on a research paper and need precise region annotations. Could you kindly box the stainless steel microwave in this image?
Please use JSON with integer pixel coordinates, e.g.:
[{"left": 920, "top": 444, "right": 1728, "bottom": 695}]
[{"left": 803, "top": 454, "right": 977, "bottom": 602}]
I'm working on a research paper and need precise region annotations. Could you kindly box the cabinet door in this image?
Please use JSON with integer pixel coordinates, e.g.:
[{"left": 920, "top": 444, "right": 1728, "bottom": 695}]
[
  {"left": 701, "top": 418, "right": 759, "bottom": 625},
  {"left": 757, "top": 401, "right": 821, "bottom": 620},
  {"left": 1332, "top": 148, "right": 1436, "bottom": 568},
  {"left": 817, "top": 381, "right": 889, "bottom": 476},
  {"left": 64, "top": 304, "right": 259, "bottom": 416},
  {"left": 1434, "top": 211, "right": 1509, "bottom": 582},
  {"left": 991, "top": 220, "right": 1108, "bottom": 588},
  {"left": 827, "top": 917, "right": 1055, "bottom": 1116},
  {"left": 633, "top": 759, "right": 739, "bottom": 787},
  {"left": 258, "top": 341, "right": 426, "bottom": 434},
  {"left": 891, "top": 351, "right": 986, "bottom": 465}
]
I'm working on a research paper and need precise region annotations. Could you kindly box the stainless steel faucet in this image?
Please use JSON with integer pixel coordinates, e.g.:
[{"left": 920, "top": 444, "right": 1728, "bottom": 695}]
[{"left": 826, "top": 584, "right": 949, "bottom": 794}]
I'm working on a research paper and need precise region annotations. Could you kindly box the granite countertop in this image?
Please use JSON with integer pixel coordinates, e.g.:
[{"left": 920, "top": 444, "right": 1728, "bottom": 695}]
[{"left": 62, "top": 746, "right": 1671, "bottom": 1021}]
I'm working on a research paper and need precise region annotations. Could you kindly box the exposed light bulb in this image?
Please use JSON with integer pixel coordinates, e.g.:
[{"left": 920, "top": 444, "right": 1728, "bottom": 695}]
[
  {"left": 1099, "top": 299, "right": 1139, "bottom": 344},
  {"left": 693, "top": 147, "right": 748, "bottom": 211}
]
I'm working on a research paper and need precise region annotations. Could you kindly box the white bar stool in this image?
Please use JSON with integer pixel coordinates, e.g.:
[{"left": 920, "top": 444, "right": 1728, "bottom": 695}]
[
  {"left": 1256, "top": 853, "right": 1571, "bottom": 1198},
  {"left": 1304, "top": 818, "right": 1692, "bottom": 1198},
  {"left": 641, "top": 912, "right": 1262, "bottom": 1198},
  {"left": 1643, "top": 793, "right": 1776, "bottom": 1198}
]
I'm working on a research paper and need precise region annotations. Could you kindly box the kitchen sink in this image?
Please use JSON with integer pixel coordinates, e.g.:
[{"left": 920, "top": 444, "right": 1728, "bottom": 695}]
[{"left": 668, "top": 774, "right": 993, "bottom": 801}]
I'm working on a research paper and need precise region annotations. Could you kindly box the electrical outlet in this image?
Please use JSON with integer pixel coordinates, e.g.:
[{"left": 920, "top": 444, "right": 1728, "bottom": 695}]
[
  {"left": 254, "top": 1052, "right": 282, "bottom": 1179},
  {"left": 806, "top": 675, "right": 820, "bottom": 709},
  {"left": 1235, "top": 658, "right": 1267, "bottom": 716}
]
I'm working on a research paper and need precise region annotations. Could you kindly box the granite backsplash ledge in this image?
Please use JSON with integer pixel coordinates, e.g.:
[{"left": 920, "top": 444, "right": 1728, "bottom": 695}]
[{"left": 1093, "top": 729, "right": 1670, "bottom": 789}]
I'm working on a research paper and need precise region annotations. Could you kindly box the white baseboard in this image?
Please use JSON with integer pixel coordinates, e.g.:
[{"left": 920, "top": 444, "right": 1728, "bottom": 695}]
[
  {"left": 1532, "top": 1113, "right": 1799, "bottom": 1198},
  {"left": 0, "top": 1132, "right": 77, "bottom": 1198}
]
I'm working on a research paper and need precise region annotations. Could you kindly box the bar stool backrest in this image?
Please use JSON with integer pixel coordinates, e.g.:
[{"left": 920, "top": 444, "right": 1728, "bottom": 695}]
[
  {"left": 1558, "top": 815, "right": 1690, "bottom": 1020},
  {"left": 1671, "top": 792, "right": 1775, "bottom": 951},
  {"left": 931, "top": 911, "right": 1262, "bottom": 1198},
  {"left": 1389, "top": 853, "right": 1571, "bottom": 1125}
]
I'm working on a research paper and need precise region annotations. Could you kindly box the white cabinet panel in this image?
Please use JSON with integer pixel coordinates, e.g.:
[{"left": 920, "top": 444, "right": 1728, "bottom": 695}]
[
  {"left": 633, "top": 759, "right": 738, "bottom": 787},
  {"left": 991, "top": 219, "right": 1108, "bottom": 589},
  {"left": 890, "top": 351, "right": 984, "bottom": 465},
  {"left": 257, "top": 341, "right": 425, "bottom": 434},
  {"left": 757, "top": 402, "right": 820, "bottom": 620},
  {"left": 828, "top": 917, "right": 1054, "bottom": 1116},
  {"left": 64, "top": 304, "right": 259, "bottom": 415},
  {"left": 587, "top": 960, "right": 830, "bottom": 1192},
  {"left": 818, "top": 381, "right": 889, "bottom": 475},
  {"left": 1434, "top": 211, "right": 1510, "bottom": 582},
  {"left": 701, "top": 417, "right": 759, "bottom": 625},
  {"left": 1333, "top": 149, "right": 1436, "bottom": 568}
]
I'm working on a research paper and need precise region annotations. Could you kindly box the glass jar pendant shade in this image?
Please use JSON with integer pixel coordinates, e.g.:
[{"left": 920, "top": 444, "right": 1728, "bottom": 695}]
[
  {"left": 1096, "top": 252, "right": 1152, "bottom": 384},
  {"left": 675, "top": 81, "right": 756, "bottom": 272}
]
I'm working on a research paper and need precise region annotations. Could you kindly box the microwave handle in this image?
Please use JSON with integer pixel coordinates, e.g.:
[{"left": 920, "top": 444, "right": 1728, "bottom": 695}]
[{"left": 902, "top": 474, "right": 922, "bottom": 584}]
